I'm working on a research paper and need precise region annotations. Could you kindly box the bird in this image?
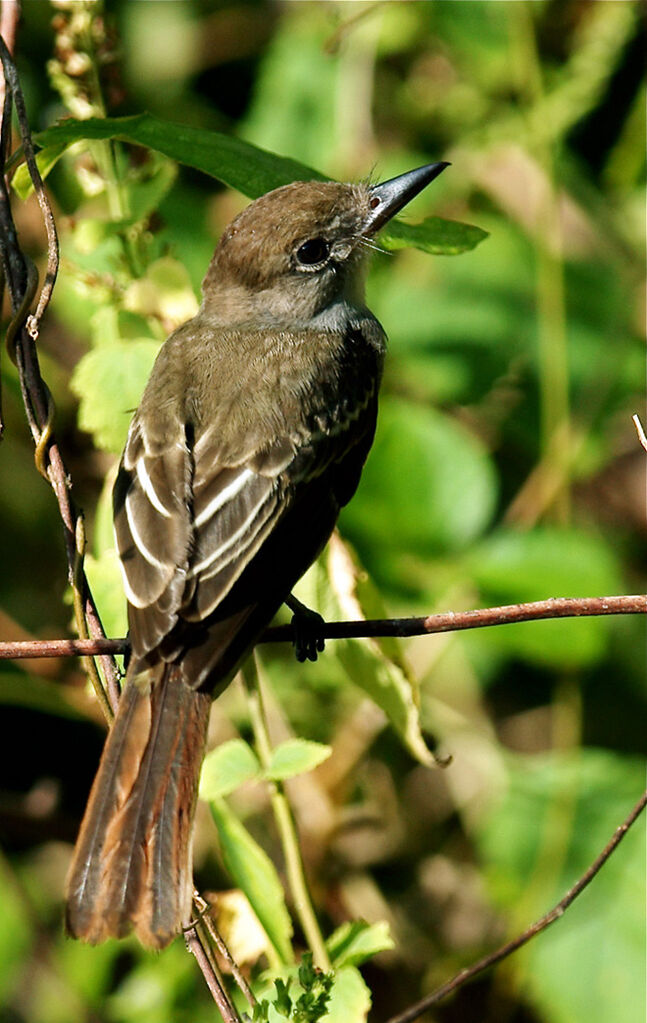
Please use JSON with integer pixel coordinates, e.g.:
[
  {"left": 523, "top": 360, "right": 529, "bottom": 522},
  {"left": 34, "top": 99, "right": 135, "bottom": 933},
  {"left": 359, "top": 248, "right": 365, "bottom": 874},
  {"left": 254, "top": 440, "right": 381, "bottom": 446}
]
[{"left": 64, "top": 161, "right": 449, "bottom": 948}]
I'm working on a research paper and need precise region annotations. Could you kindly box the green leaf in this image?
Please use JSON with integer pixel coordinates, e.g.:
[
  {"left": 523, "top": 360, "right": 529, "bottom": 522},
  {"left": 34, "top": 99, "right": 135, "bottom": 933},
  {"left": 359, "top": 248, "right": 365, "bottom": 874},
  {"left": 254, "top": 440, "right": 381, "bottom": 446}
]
[
  {"left": 70, "top": 338, "right": 161, "bottom": 453},
  {"left": 326, "top": 920, "right": 394, "bottom": 969},
  {"left": 199, "top": 739, "right": 261, "bottom": 799},
  {"left": 33, "top": 114, "right": 323, "bottom": 200},
  {"left": 30, "top": 115, "right": 479, "bottom": 254},
  {"left": 320, "top": 967, "right": 371, "bottom": 1023},
  {"left": 382, "top": 215, "right": 488, "bottom": 255},
  {"left": 475, "top": 750, "right": 646, "bottom": 1023},
  {"left": 340, "top": 397, "right": 497, "bottom": 557},
  {"left": 11, "top": 141, "right": 67, "bottom": 200},
  {"left": 209, "top": 797, "right": 293, "bottom": 966},
  {"left": 84, "top": 549, "right": 128, "bottom": 644},
  {"left": 265, "top": 739, "right": 331, "bottom": 782},
  {"left": 466, "top": 527, "right": 625, "bottom": 669}
]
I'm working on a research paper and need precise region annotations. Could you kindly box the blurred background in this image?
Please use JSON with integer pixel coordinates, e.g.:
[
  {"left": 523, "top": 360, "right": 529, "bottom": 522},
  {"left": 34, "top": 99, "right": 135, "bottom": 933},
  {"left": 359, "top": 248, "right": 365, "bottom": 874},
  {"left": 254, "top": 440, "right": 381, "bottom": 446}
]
[{"left": 0, "top": 2, "right": 645, "bottom": 1021}]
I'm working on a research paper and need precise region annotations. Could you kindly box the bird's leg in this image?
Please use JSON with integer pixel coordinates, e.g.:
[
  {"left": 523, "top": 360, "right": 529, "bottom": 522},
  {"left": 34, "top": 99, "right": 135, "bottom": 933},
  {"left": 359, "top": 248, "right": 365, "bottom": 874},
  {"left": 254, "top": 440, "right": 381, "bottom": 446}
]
[{"left": 285, "top": 593, "right": 326, "bottom": 663}]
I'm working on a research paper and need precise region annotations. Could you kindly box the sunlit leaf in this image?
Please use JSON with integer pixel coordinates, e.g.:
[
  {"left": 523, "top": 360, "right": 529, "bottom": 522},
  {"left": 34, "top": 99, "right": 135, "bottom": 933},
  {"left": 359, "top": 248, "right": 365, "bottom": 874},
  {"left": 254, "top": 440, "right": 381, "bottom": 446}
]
[
  {"left": 29, "top": 115, "right": 480, "bottom": 254},
  {"left": 265, "top": 739, "right": 331, "bottom": 781},
  {"left": 199, "top": 739, "right": 261, "bottom": 799},
  {"left": 70, "top": 338, "right": 161, "bottom": 453},
  {"left": 382, "top": 216, "right": 488, "bottom": 254},
  {"left": 326, "top": 920, "right": 394, "bottom": 969}
]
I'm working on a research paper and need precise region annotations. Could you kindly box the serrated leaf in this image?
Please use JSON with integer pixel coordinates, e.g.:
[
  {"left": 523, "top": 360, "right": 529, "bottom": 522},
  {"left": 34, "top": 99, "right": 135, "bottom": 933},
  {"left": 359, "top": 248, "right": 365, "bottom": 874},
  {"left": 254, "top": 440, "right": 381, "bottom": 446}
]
[
  {"left": 199, "top": 739, "right": 261, "bottom": 799},
  {"left": 265, "top": 739, "right": 331, "bottom": 782},
  {"left": 321, "top": 966, "right": 371, "bottom": 1022},
  {"left": 29, "top": 115, "right": 479, "bottom": 254},
  {"left": 326, "top": 920, "right": 394, "bottom": 969},
  {"left": 70, "top": 338, "right": 161, "bottom": 453},
  {"left": 209, "top": 797, "right": 293, "bottom": 966},
  {"left": 382, "top": 215, "right": 488, "bottom": 254}
]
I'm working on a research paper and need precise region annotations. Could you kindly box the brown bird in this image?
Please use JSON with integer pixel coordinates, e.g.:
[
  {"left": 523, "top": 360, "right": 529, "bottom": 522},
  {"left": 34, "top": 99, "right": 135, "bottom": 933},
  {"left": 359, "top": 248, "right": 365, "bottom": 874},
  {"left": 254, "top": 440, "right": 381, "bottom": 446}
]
[{"left": 64, "top": 162, "right": 448, "bottom": 948}]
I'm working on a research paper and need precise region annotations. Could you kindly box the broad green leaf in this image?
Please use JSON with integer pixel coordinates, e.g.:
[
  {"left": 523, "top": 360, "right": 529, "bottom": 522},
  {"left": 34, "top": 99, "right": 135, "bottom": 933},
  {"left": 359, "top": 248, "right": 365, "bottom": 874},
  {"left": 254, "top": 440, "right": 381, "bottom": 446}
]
[
  {"left": 33, "top": 114, "right": 322, "bottom": 200},
  {"left": 265, "top": 739, "right": 331, "bottom": 781},
  {"left": 70, "top": 338, "right": 161, "bottom": 453},
  {"left": 466, "top": 527, "right": 625, "bottom": 669},
  {"left": 29, "top": 115, "right": 480, "bottom": 254},
  {"left": 340, "top": 397, "right": 497, "bottom": 557},
  {"left": 382, "top": 215, "right": 488, "bottom": 255},
  {"left": 199, "top": 739, "right": 261, "bottom": 799},
  {"left": 475, "top": 750, "right": 646, "bottom": 1023},
  {"left": 326, "top": 920, "right": 394, "bottom": 969},
  {"left": 209, "top": 797, "right": 293, "bottom": 966}
]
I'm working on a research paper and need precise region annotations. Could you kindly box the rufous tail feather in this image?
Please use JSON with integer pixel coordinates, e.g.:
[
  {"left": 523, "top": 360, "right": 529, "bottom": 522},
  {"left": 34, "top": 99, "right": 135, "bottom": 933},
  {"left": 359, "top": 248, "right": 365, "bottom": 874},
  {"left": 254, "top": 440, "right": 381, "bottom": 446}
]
[{"left": 65, "top": 665, "right": 211, "bottom": 949}]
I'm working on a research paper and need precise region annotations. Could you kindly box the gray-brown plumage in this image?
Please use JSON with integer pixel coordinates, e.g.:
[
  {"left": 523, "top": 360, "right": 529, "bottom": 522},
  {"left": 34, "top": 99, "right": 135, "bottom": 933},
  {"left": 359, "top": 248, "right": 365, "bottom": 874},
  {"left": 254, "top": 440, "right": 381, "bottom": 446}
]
[{"left": 65, "top": 164, "right": 448, "bottom": 948}]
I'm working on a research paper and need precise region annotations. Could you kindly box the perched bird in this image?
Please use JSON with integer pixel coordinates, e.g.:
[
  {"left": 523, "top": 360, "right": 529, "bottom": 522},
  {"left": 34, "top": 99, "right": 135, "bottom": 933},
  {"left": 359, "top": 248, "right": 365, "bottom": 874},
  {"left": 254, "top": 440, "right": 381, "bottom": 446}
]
[{"left": 65, "top": 162, "right": 448, "bottom": 948}]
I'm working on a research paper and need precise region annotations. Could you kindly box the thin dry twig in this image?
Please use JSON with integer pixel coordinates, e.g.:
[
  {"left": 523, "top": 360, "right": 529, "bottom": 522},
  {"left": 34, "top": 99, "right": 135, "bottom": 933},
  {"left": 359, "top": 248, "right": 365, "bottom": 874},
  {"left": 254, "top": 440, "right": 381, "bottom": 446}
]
[
  {"left": 0, "top": 34, "right": 121, "bottom": 712},
  {"left": 193, "top": 891, "right": 257, "bottom": 1010},
  {"left": 386, "top": 789, "right": 647, "bottom": 1023},
  {"left": 632, "top": 413, "right": 647, "bottom": 453},
  {"left": 185, "top": 923, "right": 242, "bottom": 1023},
  {"left": 1, "top": 594, "right": 644, "bottom": 661}
]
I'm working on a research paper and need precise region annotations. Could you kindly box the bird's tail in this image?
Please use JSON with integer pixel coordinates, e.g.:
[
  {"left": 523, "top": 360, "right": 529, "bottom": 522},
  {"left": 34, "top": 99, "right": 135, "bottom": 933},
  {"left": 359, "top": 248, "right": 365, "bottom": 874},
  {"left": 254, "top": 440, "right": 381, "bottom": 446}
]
[{"left": 64, "top": 664, "right": 211, "bottom": 949}]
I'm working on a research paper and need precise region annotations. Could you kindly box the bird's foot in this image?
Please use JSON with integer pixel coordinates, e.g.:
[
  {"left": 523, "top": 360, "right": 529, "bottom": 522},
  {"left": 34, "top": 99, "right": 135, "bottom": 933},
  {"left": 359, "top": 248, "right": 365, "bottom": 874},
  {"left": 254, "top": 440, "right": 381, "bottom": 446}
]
[{"left": 286, "top": 594, "right": 326, "bottom": 662}]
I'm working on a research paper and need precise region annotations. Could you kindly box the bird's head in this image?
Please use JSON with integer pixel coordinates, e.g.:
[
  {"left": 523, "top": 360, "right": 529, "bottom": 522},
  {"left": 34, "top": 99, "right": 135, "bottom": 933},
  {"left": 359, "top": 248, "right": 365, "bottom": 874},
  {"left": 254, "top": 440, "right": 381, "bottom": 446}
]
[{"left": 201, "top": 163, "right": 448, "bottom": 327}]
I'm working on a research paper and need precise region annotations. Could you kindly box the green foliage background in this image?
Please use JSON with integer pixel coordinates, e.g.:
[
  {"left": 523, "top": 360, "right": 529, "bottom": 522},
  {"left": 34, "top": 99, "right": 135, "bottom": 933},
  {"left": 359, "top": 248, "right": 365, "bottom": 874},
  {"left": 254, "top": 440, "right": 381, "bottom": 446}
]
[{"left": 0, "top": 2, "right": 644, "bottom": 1022}]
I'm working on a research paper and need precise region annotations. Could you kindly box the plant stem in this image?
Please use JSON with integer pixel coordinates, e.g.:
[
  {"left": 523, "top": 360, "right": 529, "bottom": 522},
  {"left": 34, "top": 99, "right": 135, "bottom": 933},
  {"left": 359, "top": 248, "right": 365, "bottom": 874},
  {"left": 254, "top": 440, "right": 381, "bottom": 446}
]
[{"left": 242, "top": 658, "right": 331, "bottom": 971}]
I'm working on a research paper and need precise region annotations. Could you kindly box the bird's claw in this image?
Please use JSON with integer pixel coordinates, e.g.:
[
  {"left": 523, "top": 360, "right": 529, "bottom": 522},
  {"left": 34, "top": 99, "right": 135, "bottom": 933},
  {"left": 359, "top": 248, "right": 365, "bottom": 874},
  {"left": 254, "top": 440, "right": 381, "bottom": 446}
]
[{"left": 291, "top": 607, "right": 326, "bottom": 662}]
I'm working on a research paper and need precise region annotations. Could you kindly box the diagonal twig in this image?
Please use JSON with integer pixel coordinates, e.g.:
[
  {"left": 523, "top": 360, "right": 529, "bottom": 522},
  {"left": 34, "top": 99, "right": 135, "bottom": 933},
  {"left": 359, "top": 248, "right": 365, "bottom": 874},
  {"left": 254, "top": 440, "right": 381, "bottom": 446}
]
[{"left": 386, "top": 789, "right": 647, "bottom": 1023}]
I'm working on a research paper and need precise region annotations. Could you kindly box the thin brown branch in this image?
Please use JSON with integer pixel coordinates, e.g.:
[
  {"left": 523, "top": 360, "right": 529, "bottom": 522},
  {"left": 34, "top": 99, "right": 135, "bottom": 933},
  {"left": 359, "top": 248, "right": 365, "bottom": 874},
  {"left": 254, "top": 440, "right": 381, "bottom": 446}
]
[
  {"left": 262, "top": 593, "right": 647, "bottom": 644},
  {"left": 1, "top": 594, "right": 644, "bottom": 662},
  {"left": 193, "top": 891, "right": 256, "bottom": 1010},
  {"left": 185, "top": 923, "right": 242, "bottom": 1023},
  {"left": 0, "top": 37, "right": 120, "bottom": 711},
  {"left": 386, "top": 789, "right": 647, "bottom": 1023}
]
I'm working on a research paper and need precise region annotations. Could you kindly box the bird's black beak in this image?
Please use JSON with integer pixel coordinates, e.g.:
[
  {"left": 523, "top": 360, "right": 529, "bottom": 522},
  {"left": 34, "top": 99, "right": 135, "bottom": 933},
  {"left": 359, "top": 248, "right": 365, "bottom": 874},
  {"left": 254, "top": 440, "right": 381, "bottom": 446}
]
[{"left": 364, "top": 161, "right": 450, "bottom": 235}]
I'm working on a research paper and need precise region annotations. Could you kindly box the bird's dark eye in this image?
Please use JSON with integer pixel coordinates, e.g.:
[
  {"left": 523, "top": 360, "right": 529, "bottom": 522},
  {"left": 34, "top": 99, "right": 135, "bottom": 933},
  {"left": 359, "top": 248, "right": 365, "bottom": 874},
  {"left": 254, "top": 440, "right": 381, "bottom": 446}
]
[{"left": 296, "top": 237, "right": 330, "bottom": 266}]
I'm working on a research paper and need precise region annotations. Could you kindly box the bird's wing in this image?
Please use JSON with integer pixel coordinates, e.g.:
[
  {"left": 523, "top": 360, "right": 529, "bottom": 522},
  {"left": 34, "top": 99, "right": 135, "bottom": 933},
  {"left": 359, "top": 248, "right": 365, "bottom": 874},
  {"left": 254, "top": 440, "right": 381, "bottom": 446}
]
[{"left": 113, "top": 327, "right": 380, "bottom": 673}]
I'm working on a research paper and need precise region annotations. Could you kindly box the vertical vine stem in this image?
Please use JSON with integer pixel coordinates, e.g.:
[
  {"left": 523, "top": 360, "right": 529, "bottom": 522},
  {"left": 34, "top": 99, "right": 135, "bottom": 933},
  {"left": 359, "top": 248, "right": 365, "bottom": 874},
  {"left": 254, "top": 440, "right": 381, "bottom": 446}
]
[
  {"left": 242, "top": 657, "right": 331, "bottom": 971},
  {"left": 0, "top": 33, "right": 122, "bottom": 714}
]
